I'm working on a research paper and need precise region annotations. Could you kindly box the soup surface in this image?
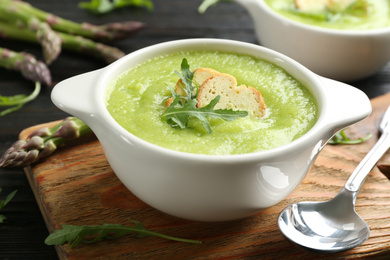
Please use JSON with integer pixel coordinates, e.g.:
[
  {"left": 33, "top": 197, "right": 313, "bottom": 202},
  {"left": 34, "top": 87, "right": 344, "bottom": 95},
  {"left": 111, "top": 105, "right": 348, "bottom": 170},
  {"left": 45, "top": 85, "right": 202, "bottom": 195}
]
[
  {"left": 265, "top": 0, "right": 390, "bottom": 30},
  {"left": 105, "top": 51, "right": 318, "bottom": 155}
]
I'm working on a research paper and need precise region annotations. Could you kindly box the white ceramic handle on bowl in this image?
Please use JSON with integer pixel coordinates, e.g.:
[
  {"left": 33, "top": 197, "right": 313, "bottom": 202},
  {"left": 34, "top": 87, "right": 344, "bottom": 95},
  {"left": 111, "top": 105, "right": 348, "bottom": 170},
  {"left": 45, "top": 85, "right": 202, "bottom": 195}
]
[
  {"left": 318, "top": 76, "right": 372, "bottom": 134},
  {"left": 51, "top": 69, "right": 104, "bottom": 123}
]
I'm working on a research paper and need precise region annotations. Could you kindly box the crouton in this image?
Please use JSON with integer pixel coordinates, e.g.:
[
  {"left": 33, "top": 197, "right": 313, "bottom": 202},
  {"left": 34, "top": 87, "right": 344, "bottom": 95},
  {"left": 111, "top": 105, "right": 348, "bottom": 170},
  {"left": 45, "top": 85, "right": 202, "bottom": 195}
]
[
  {"left": 166, "top": 68, "right": 219, "bottom": 107},
  {"left": 166, "top": 67, "right": 266, "bottom": 118},
  {"left": 295, "top": 0, "right": 330, "bottom": 12},
  {"left": 196, "top": 73, "right": 266, "bottom": 118}
]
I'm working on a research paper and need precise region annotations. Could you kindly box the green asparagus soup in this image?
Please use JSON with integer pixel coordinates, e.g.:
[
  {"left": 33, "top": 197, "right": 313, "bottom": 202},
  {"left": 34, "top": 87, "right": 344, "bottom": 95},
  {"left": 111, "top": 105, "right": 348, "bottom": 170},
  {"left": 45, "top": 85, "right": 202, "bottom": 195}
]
[
  {"left": 265, "top": 0, "right": 390, "bottom": 30},
  {"left": 105, "top": 51, "right": 318, "bottom": 155}
]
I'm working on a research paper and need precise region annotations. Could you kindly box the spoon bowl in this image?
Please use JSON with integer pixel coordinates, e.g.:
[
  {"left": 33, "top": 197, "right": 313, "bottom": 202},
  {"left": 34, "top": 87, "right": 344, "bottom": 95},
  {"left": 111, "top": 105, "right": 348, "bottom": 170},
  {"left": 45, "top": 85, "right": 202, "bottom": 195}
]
[
  {"left": 278, "top": 106, "right": 390, "bottom": 252},
  {"left": 278, "top": 188, "right": 369, "bottom": 252}
]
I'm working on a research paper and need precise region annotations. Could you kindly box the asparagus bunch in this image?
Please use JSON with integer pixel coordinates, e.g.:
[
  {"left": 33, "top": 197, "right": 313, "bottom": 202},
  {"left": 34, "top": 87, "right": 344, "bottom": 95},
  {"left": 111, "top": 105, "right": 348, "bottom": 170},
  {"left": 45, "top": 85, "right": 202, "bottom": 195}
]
[
  {"left": 0, "top": 22, "right": 125, "bottom": 64},
  {"left": 0, "top": 47, "right": 51, "bottom": 85},
  {"left": 0, "top": 0, "right": 145, "bottom": 64},
  {"left": 4, "top": 0, "right": 145, "bottom": 42},
  {"left": 0, "top": 1, "right": 61, "bottom": 64},
  {"left": 0, "top": 117, "right": 92, "bottom": 168}
]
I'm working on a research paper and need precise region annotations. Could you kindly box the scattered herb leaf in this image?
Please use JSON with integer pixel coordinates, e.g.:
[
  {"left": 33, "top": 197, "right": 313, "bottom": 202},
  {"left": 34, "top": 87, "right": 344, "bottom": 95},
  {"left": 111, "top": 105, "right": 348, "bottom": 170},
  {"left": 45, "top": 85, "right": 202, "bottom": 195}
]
[
  {"left": 328, "top": 129, "right": 372, "bottom": 145},
  {"left": 79, "top": 0, "right": 153, "bottom": 14},
  {"left": 45, "top": 220, "right": 201, "bottom": 247},
  {"left": 0, "top": 188, "right": 18, "bottom": 223},
  {"left": 161, "top": 58, "right": 248, "bottom": 134},
  {"left": 0, "top": 82, "right": 41, "bottom": 116},
  {"left": 198, "top": 0, "right": 232, "bottom": 14}
]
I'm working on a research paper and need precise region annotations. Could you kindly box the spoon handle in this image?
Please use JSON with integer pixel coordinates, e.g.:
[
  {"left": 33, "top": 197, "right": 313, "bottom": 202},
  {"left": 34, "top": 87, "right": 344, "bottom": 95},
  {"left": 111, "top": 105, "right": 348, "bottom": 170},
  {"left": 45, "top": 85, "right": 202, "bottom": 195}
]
[{"left": 346, "top": 106, "right": 390, "bottom": 192}]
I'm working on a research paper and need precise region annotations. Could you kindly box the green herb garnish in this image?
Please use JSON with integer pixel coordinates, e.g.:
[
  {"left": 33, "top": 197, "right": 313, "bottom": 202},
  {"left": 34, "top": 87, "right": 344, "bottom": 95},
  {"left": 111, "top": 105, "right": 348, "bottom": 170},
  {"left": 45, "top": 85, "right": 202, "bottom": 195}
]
[
  {"left": 161, "top": 58, "right": 248, "bottom": 134},
  {"left": 45, "top": 220, "right": 201, "bottom": 248},
  {"left": 0, "top": 82, "right": 41, "bottom": 117},
  {"left": 0, "top": 188, "right": 17, "bottom": 223},
  {"left": 79, "top": 0, "right": 153, "bottom": 14},
  {"left": 343, "top": 0, "right": 371, "bottom": 17},
  {"left": 328, "top": 129, "right": 372, "bottom": 145},
  {"left": 291, "top": 0, "right": 371, "bottom": 22}
]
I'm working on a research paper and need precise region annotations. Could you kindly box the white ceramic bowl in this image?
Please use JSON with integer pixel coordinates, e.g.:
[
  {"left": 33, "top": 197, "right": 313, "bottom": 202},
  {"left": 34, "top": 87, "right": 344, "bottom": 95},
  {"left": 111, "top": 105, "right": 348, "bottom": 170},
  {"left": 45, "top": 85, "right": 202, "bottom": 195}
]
[
  {"left": 51, "top": 39, "right": 371, "bottom": 221},
  {"left": 235, "top": 0, "right": 390, "bottom": 82}
]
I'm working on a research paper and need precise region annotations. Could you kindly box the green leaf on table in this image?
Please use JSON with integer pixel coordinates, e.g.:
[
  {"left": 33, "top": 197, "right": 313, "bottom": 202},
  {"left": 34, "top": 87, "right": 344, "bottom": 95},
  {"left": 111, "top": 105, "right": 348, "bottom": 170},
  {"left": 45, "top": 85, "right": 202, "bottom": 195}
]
[
  {"left": 328, "top": 129, "right": 372, "bottom": 145},
  {"left": 0, "top": 188, "right": 18, "bottom": 223},
  {"left": 79, "top": 0, "right": 153, "bottom": 14},
  {"left": 198, "top": 0, "right": 232, "bottom": 14},
  {"left": 0, "top": 82, "right": 41, "bottom": 116},
  {"left": 45, "top": 220, "right": 201, "bottom": 248},
  {"left": 161, "top": 58, "right": 248, "bottom": 134}
]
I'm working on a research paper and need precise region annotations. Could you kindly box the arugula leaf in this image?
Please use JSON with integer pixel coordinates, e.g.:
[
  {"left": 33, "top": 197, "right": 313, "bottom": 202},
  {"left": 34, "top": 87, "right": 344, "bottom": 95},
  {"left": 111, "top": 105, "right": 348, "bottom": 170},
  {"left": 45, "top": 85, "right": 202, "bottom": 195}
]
[
  {"left": 343, "top": 0, "right": 370, "bottom": 17},
  {"left": 161, "top": 58, "right": 248, "bottom": 134},
  {"left": 79, "top": 0, "right": 153, "bottom": 14},
  {"left": 0, "top": 188, "right": 17, "bottom": 223},
  {"left": 289, "top": 9, "right": 330, "bottom": 21},
  {"left": 0, "top": 82, "right": 41, "bottom": 116},
  {"left": 45, "top": 220, "right": 201, "bottom": 248},
  {"left": 174, "top": 58, "right": 197, "bottom": 102},
  {"left": 162, "top": 95, "right": 247, "bottom": 134},
  {"left": 328, "top": 129, "right": 372, "bottom": 145}
]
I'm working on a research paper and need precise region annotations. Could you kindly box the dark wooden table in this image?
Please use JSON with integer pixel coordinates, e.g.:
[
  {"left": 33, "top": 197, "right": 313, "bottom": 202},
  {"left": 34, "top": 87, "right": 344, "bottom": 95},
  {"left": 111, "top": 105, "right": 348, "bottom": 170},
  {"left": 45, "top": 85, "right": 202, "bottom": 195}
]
[{"left": 0, "top": 0, "right": 389, "bottom": 259}]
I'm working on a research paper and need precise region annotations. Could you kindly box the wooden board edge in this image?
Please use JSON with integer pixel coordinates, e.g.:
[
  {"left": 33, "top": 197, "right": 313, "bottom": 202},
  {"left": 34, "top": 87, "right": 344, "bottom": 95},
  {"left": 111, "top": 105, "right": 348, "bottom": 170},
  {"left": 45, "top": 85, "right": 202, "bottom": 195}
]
[{"left": 23, "top": 166, "right": 65, "bottom": 260}]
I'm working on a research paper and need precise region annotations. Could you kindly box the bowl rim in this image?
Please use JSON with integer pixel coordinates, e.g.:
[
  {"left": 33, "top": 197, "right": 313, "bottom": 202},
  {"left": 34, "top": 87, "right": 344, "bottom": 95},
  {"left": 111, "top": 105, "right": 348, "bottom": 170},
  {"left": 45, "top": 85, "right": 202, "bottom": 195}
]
[
  {"left": 97, "top": 38, "right": 328, "bottom": 163},
  {"left": 259, "top": 0, "right": 390, "bottom": 36}
]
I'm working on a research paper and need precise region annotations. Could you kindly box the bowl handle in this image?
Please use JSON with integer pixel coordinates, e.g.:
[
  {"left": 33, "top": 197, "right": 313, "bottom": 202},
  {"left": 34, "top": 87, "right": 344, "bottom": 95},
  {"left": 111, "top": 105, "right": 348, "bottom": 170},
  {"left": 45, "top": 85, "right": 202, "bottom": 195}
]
[
  {"left": 51, "top": 69, "right": 103, "bottom": 120},
  {"left": 318, "top": 76, "right": 372, "bottom": 132}
]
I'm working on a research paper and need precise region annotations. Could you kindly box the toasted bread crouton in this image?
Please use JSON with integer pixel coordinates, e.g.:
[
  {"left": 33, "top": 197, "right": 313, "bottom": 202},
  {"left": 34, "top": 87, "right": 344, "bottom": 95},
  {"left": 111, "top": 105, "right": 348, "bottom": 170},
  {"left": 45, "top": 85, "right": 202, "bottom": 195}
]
[
  {"left": 196, "top": 73, "right": 266, "bottom": 118},
  {"left": 174, "top": 67, "right": 220, "bottom": 96},
  {"left": 295, "top": 0, "right": 330, "bottom": 12},
  {"left": 193, "top": 68, "right": 220, "bottom": 86},
  {"left": 166, "top": 68, "right": 220, "bottom": 107}
]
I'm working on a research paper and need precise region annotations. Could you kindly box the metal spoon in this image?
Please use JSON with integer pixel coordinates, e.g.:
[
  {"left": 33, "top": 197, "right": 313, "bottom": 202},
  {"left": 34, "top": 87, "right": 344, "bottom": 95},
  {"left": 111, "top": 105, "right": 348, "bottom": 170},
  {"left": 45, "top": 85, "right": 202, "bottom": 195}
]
[{"left": 278, "top": 106, "right": 390, "bottom": 253}]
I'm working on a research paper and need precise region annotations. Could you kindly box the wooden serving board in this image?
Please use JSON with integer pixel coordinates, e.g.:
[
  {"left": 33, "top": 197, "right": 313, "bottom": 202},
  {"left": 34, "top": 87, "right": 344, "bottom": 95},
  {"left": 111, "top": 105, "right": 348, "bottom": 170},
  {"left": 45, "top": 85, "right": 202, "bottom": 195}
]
[{"left": 23, "top": 93, "right": 390, "bottom": 260}]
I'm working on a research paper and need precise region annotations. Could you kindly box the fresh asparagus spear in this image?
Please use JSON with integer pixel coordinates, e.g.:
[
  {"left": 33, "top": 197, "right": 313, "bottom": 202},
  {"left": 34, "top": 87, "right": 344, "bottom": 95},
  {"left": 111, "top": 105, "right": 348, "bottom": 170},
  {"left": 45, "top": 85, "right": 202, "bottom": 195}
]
[
  {"left": 0, "top": 2, "right": 62, "bottom": 64},
  {"left": 0, "top": 117, "right": 92, "bottom": 168},
  {"left": 0, "top": 21, "right": 125, "bottom": 63},
  {"left": 2, "top": 0, "right": 145, "bottom": 42},
  {"left": 59, "top": 32, "right": 125, "bottom": 63},
  {"left": 0, "top": 47, "right": 51, "bottom": 86}
]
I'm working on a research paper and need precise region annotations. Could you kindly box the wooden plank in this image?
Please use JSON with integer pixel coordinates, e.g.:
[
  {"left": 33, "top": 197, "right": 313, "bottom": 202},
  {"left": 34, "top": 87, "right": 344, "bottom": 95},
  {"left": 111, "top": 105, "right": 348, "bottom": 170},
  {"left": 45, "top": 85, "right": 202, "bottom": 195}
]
[{"left": 23, "top": 93, "right": 390, "bottom": 259}]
